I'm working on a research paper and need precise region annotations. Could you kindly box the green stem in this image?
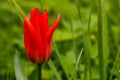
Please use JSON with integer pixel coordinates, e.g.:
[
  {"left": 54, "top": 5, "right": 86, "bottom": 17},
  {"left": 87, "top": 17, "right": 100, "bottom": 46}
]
[
  {"left": 98, "top": 0, "right": 105, "bottom": 80},
  {"left": 38, "top": 64, "right": 42, "bottom": 80}
]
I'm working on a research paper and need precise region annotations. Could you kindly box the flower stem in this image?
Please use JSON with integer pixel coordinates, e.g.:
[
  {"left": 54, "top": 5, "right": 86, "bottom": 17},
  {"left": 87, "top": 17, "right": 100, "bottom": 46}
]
[{"left": 38, "top": 63, "right": 42, "bottom": 80}]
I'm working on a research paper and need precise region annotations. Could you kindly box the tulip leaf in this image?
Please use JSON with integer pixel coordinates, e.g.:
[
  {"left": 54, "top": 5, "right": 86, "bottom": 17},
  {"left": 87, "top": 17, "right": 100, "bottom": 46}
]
[{"left": 14, "top": 51, "right": 28, "bottom": 80}]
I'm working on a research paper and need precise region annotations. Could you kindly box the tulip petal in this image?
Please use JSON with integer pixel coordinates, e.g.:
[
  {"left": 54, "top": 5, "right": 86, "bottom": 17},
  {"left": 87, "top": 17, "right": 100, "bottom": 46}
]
[
  {"left": 42, "top": 9, "right": 49, "bottom": 37},
  {"left": 44, "top": 41, "right": 52, "bottom": 62},
  {"left": 24, "top": 17, "right": 43, "bottom": 63},
  {"left": 24, "top": 8, "right": 60, "bottom": 63},
  {"left": 46, "top": 14, "right": 61, "bottom": 43},
  {"left": 24, "top": 31, "right": 30, "bottom": 56},
  {"left": 37, "top": 9, "right": 49, "bottom": 41},
  {"left": 30, "top": 9, "right": 49, "bottom": 42},
  {"left": 30, "top": 8, "right": 40, "bottom": 28},
  {"left": 43, "top": 14, "right": 60, "bottom": 62}
]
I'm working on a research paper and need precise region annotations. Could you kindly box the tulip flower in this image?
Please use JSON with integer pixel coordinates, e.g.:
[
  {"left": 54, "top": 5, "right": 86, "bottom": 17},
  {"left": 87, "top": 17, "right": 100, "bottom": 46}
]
[{"left": 23, "top": 8, "right": 60, "bottom": 64}]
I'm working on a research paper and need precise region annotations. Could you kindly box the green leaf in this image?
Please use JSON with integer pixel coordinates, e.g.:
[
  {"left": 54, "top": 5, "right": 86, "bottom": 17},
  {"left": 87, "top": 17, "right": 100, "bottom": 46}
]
[{"left": 14, "top": 51, "right": 28, "bottom": 80}]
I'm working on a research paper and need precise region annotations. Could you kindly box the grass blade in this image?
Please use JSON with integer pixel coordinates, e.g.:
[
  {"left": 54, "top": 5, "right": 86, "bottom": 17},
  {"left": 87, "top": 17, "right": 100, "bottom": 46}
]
[
  {"left": 9, "top": 0, "right": 26, "bottom": 17},
  {"left": 69, "top": 48, "right": 83, "bottom": 80},
  {"left": 97, "top": 0, "right": 106, "bottom": 79},
  {"left": 14, "top": 51, "right": 28, "bottom": 80},
  {"left": 110, "top": 47, "right": 120, "bottom": 80},
  {"left": 101, "top": 0, "right": 109, "bottom": 79},
  {"left": 75, "top": 3, "right": 92, "bottom": 80},
  {"left": 48, "top": 60, "right": 62, "bottom": 80},
  {"left": 86, "top": 3, "right": 93, "bottom": 80},
  {"left": 53, "top": 41, "right": 69, "bottom": 79}
]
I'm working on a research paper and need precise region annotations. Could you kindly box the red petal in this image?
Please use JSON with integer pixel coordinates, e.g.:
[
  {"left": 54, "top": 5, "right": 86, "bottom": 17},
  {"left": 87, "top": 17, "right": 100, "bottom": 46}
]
[
  {"left": 40, "top": 40, "right": 52, "bottom": 62},
  {"left": 24, "top": 17, "right": 43, "bottom": 63},
  {"left": 46, "top": 14, "right": 61, "bottom": 42},
  {"left": 42, "top": 14, "right": 61, "bottom": 62},
  {"left": 45, "top": 41, "right": 52, "bottom": 62},
  {"left": 30, "top": 8, "right": 49, "bottom": 42},
  {"left": 30, "top": 8, "right": 40, "bottom": 29},
  {"left": 42, "top": 9, "right": 49, "bottom": 36},
  {"left": 37, "top": 9, "right": 49, "bottom": 41}
]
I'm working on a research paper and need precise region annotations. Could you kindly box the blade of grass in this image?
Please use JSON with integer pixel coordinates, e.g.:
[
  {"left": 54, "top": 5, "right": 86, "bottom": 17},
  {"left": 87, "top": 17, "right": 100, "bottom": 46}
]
[
  {"left": 69, "top": 19, "right": 77, "bottom": 80},
  {"left": 109, "top": 47, "right": 120, "bottom": 80},
  {"left": 7, "top": 73, "right": 9, "bottom": 80},
  {"left": 8, "top": 0, "right": 24, "bottom": 21},
  {"left": 53, "top": 41, "right": 69, "bottom": 79},
  {"left": 14, "top": 51, "right": 28, "bottom": 80},
  {"left": 70, "top": 19, "right": 77, "bottom": 57},
  {"left": 106, "top": 11, "right": 119, "bottom": 25},
  {"left": 97, "top": 0, "right": 106, "bottom": 79},
  {"left": 48, "top": 60, "right": 62, "bottom": 80},
  {"left": 75, "top": 4, "right": 87, "bottom": 80},
  {"left": 75, "top": 3, "right": 92, "bottom": 80},
  {"left": 86, "top": 3, "right": 93, "bottom": 80},
  {"left": 39, "top": 0, "right": 43, "bottom": 12},
  {"left": 69, "top": 48, "right": 83, "bottom": 80},
  {"left": 119, "top": 0, "right": 120, "bottom": 8},
  {"left": 101, "top": 0, "right": 109, "bottom": 79},
  {"left": 88, "top": 3, "right": 93, "bottom": 35},
  {"left": 9, "top": 0, "right": 26, "bottom": 17}
]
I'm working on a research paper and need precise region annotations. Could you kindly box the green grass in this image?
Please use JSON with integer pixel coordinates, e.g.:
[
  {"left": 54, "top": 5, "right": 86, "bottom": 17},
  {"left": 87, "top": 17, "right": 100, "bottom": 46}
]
[{"left": 0, "top": 0, "right": 120, "bottom": 80}]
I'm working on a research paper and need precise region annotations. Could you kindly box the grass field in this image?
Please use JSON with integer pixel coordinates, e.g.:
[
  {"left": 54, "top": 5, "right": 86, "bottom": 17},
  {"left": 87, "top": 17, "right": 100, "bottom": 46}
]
[{"left": 0, "top": 0, "right": 120, "bottom": 80}]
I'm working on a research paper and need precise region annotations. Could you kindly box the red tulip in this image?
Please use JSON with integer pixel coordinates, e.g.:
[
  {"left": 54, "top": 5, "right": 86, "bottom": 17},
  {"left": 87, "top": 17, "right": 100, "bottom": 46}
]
[{"left": 23, "top": 8, "right": 60, "bottom": 63}]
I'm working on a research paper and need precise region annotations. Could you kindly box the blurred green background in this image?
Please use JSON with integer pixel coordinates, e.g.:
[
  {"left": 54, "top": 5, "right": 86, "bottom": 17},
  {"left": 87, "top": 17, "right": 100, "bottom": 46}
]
[{"left": 0, "top": 0, "right": 120, "bottom": 80}]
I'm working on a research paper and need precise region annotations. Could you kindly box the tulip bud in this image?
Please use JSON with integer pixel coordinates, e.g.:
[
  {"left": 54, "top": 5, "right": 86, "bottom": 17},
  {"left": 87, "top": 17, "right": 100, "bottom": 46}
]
[{"left": 23, "top": 8, "right": 60, "bottom": 63}]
